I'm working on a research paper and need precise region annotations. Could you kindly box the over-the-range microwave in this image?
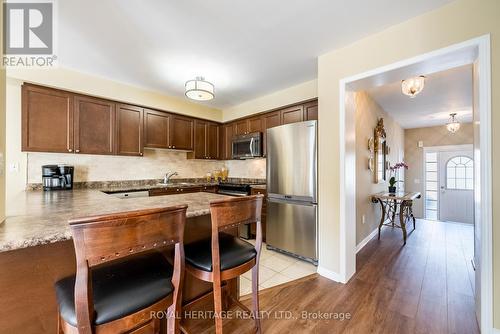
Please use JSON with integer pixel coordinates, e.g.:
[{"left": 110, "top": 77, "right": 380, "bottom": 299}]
[{"left": 232, "top": 132, "right": 262, "bottom": 159}]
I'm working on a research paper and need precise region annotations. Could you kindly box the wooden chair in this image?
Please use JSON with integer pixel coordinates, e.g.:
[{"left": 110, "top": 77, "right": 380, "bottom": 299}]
[
  {"left": 55, "top": 206, "right": 187, "bottom": 334},
  {"left": 183, "top": 195, "right": 264, "bottom": 334}
]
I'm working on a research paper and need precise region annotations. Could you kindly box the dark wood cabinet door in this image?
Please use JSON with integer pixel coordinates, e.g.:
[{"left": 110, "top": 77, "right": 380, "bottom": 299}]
[
  {"left": 74, "top": 96, "right": 115, "bottom": 155},
  {"left": 170, "top": 115, "right": 194, "bottom": 150},
  {"left": 234, "top": 119, "right": 249, "bottom": 135},
  {"left": 207, "top": 122, "right": 219, "bottom": 159},
  {"left": 221, "top": 123, "right": 234, "bottom": 160},
  {"left": 304, "top": 101, "right": 318, "bottom": 121},
  {"left": 22, "top": 84, "right": 74, "bottom": 153},
  {"left": 193, "top": 119, "right": 207, "bottom": 159},
  {"left": 281, "top": 105, "right": 304, "bottom": 124},
  {"left": 248, "top": 116, "right": 263, "bottom": 133},
  {"left": 262, "top": 111, "right": 281, "bottom": 156},
  {"left": 116, "top": 104, "right": 143, "bottom": 156},
  {"left": 144, "top": 109, "right": 170, "bottom": 149}
]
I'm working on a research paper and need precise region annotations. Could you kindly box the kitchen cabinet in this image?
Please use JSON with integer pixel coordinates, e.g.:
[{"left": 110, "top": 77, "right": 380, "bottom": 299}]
[
  {"left": 221, "top": 123, "right": 234, "bottom": 160},
  {"left": 73, "top": 95, "right": 115, "bottom": 155},
  {"left": 169, "top": 115, "right": 194, "bottom": 150},
  {"left": 262, "top": 111, "right": 281, "bottom": 156},
  {"left": 280, "top": 105, "right": 304, "bottom": 125},
  {"left": 22, "top": 84, "right": 74, "bottom": 153},
  {"left": 304, "top": 100, "right": 318, "bottom": 121},
  {"left": 149, "top": 185, "right": 216, "bottom": 197},
  {"left": 251, "top": 187, "right": 267, "bottom": 242},
  {"left": 207, "top": 122, "right": 219, "bottom": 159},
  {"left": 115, "top": 104, "right": 143, "bottom": 156},
  {"left": 234, "top": 119, "right": 249, "bottom": 135},
  {"left": 144, "top": 109, "right": 170, "bottom": 149},
  {"left": 248, "top": 116, "right": 264, "bottom": 133},
  {"left": 190, "top": 120, "right": 219, "bottom": 159}
]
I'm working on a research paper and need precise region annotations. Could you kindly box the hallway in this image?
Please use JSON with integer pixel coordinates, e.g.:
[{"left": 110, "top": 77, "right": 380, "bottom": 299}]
[{"left": 185, "top": 219, "right": 478, "bottom": 333}]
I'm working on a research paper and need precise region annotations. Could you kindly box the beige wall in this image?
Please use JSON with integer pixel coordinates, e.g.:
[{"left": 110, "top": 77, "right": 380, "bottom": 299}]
[
  {"left": 223, "top": 79, "right": 317, "bottom": 121},
  {"left": 405, "top": 123, "right": 474, "bottom": 218},
  {"left": 0, "top": 2, "right": 5, "bottom": 223},
  {"left": 317, "top": 0, "right": 500, "bottom": 326},
  {"left": 355, "top": 92, "right": 404, "bottom": 245}
]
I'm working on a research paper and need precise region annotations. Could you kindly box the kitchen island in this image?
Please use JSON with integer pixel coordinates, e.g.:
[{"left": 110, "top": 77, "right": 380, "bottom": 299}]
[{"left": 0, "top": 189, "right": 236, "bottom": 334}]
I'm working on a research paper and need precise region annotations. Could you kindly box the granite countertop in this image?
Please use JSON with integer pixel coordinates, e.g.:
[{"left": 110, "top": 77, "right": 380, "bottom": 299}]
[
  {"left": 100, "top": 182, "right": 219, "bottom": 193},
  {"left": 0, "top": 189, "right": 231, "bottom": 253}
]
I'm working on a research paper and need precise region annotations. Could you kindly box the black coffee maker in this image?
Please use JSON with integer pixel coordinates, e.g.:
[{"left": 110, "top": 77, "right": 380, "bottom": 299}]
[{"left": 42, "top": 165, "right": 74, "bottom": 191}]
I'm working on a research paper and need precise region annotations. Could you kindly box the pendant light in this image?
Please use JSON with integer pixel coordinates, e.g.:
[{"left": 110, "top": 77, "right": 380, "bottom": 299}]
[
  {"left": 401, "top": 75, "right": 426, "bottom": 98},
  {"left": 446, "top": 113, "right": 461, "bottom": 133},
  {"left": 185, "top": 76, "right": 215, "bottom": 101}
]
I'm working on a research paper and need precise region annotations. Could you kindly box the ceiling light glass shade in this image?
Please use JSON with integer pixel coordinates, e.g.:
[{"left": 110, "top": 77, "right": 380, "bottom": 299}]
[
  {"left": 446, "top": 113, "right": 461, "bottom": 133},
  {"left": 185, "top": 77, "right": 215, "bottom": 101},
  {"left": 401, "top": 75, "right": 426, "bottom": 98}
]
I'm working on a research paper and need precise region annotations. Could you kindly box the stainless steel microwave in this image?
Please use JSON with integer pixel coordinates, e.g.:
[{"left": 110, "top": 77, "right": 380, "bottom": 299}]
[{"left": 232, "top": 132, "right": 262, "bottom": 159}]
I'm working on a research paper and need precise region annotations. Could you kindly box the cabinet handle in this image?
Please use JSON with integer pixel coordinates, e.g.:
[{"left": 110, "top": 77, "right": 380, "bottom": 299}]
[
  {"left": 140, "top": 153, "right": 143, "bottom": 156},
  {"left": 172, "top": 146, "right": 176, "bottom": 149},
  {"left": 176, "top": 189, "right": 180, "bottom": 192},
  {"left": 68, "top": 149, "right": 73, "bottom": 152},
  {"left": 180, "top": 189, "right": 184, "bottom": 192},
  {"left": 75, "top": 149, "right": 80, "bottom": 153},
  {"left": 168, "top": 146, "right": 171, "bottom": 148}
]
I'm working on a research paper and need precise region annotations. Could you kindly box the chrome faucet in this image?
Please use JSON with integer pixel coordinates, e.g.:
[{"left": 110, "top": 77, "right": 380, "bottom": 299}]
[{"left": 163, "top": 172, "right": 178, "bottom": 184}]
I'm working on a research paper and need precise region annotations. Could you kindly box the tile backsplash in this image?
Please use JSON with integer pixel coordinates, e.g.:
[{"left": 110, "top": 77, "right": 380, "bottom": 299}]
[{"left": 27, "top": 150, "right": 266, "bottom": 184}]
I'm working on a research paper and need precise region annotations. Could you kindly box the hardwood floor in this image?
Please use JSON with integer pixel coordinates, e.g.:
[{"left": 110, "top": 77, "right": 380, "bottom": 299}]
[{"left": 182, "top": 219, "right": 479, "bottom": 333}]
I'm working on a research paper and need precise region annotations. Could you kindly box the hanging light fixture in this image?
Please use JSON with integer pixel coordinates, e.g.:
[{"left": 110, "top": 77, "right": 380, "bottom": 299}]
[
  {"left": 185, "top": 76, "right": 215, "bottom": 101},
  {"left": 401, "top": 75, "right": 426, "bottom": 98},
  {"left": 446, "top": 113, "right": 461, "bottom": 133}
]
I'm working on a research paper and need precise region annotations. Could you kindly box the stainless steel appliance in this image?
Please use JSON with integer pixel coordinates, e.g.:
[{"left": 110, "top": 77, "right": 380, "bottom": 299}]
[
  {"left": 232, "top": 132, "right": 262, "bottom": 159},
  {"left": 42, "top": 165, "right": 74, "bottom": 191},
  {"left": 266, "top": 120, "right": 318, "bottom": 264}
]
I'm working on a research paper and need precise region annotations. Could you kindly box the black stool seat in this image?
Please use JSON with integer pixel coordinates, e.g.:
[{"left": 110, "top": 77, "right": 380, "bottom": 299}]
[
  {"left": 185, "top": 233, "right": 257, "bottom": 272},
  {"left": 55, "top": 252, "right": 173, "bottom": 326}
]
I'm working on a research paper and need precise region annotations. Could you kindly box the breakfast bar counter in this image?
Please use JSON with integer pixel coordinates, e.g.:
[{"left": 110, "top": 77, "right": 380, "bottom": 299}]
[
  {"left": 0, "top": 189, "right": 236, "bottom": 334},
  {"left": 0, "top": 189, "right": 231, "bottom": 252}
]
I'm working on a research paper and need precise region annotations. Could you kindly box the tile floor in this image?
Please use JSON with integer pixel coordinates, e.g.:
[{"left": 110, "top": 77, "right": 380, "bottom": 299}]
[{"left": 239, "top": 240, "right": 317, "bottom": 296}]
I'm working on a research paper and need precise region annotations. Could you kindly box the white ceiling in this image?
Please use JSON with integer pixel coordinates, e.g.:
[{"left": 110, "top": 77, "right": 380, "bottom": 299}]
[
  {"left": 57, "top": 0, "right": 453, "bottom": 109},
  {"left": 366, "top": 64, "right": 473, "bottom": 129}
]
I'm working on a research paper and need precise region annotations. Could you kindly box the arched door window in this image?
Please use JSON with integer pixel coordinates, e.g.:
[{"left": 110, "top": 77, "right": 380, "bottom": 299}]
[{"left": 446, "top": 156, "right": 473, "bottom": 190}]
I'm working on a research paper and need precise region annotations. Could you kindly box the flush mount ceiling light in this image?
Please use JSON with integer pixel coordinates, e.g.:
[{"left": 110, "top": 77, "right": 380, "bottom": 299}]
[
  {"left": 185, "top": 76, "right": 215, "bottom": 101},
  {"left": 446, "top": 113, "right": 461, "bottom": 133},
  {"left": 401, "top": 75, "right": 426, "bottom": 98}
]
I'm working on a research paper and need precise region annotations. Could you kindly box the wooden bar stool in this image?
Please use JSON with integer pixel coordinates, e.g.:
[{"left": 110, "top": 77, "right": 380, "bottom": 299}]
[
  {"left": 54, "top": 206, "right": 187, "bottom": 334},
  {"left": 183, "top": 195, "right": 264, "bottom": 334}
]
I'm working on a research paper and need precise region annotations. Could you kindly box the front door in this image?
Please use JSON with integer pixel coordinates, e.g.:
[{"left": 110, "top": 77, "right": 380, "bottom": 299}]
[{"left": 438, "top": 150, "right": 474, "bottom": 224}]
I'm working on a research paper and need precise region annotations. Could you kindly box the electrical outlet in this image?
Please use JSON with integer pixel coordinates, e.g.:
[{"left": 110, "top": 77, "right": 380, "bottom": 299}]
[
  {"left": 9, "top": 162, "right": 19, "bottom": 173},
  {"left": 362, "top": 214, "right": 366, "bottom": 225}
]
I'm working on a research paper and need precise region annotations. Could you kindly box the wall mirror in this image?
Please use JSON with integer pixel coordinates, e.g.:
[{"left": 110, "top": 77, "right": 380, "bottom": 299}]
[{"left": 374, "top": 118, "right": 387, "bottom": 183}]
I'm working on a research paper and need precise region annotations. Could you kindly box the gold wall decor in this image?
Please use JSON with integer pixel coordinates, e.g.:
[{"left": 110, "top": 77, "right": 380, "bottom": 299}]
[{"left": 374, "top": 118, "right": 388, "bottom": 183}]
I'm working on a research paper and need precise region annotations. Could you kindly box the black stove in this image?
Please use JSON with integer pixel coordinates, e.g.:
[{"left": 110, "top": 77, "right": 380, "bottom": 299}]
[{"left": 217, "top": 183, "right": 252, "bottom": 197}]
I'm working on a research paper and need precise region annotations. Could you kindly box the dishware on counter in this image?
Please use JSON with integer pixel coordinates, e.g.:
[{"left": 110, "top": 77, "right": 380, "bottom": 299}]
[{"left": 220, "top": 167, "right": 229, "bottom": 181}]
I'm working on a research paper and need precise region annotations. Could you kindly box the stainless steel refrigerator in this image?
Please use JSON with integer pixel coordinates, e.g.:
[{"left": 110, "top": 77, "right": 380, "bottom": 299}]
[{"left": 266, "top": 120, "right": 318, "bottom": 264}]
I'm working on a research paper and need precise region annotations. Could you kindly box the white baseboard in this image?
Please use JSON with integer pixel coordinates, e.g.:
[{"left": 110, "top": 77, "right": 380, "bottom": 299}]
[
  {"left": 492, "top": 327, "right": 500, "bottom": 334},
  {"left": 317, "top": 266, "right": 345, "bottom": 283},
  {"left": 355, "top": 228, "right": 378, "bottom": 253}
]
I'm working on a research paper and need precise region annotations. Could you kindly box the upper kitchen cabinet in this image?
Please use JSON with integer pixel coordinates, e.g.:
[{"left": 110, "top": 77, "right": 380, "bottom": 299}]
[
  {"left": 221, "top": 123, "right": 234, "bottom": 160},
  {"left": 144, "top": 109, "right": 170, "bottom": 149},
  {"left": 169, "top": 115, "right": 194, "bottom": 150},
  {"left": 262, "top": 111, "right": 281, "bottom": 156},
  {"left": 207, "top": 122, "right": 219, "bottom": 159},
  {"left": 280, "top": 105, "right": 304, "bottom": 124},
  {"left": 189, "top": 120, "right": 219, "bottom": 159},
  {"left": 248, "top": 116, "right": 264, "bottom": 133},
  {"left": 234, "top": 119, "right": 249, "bottom": 135},
  {"left": 74, "top": 95, "right": 115, "bottom": 155},
  {"left": 304, "top": 100, "right": 318, "bottom": 121},
  {"left": 115, "top": 104, "right": 143, "bottom": 156},
  {"left": 22, "top": 84, "right": 74, "bottom": 153}
]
